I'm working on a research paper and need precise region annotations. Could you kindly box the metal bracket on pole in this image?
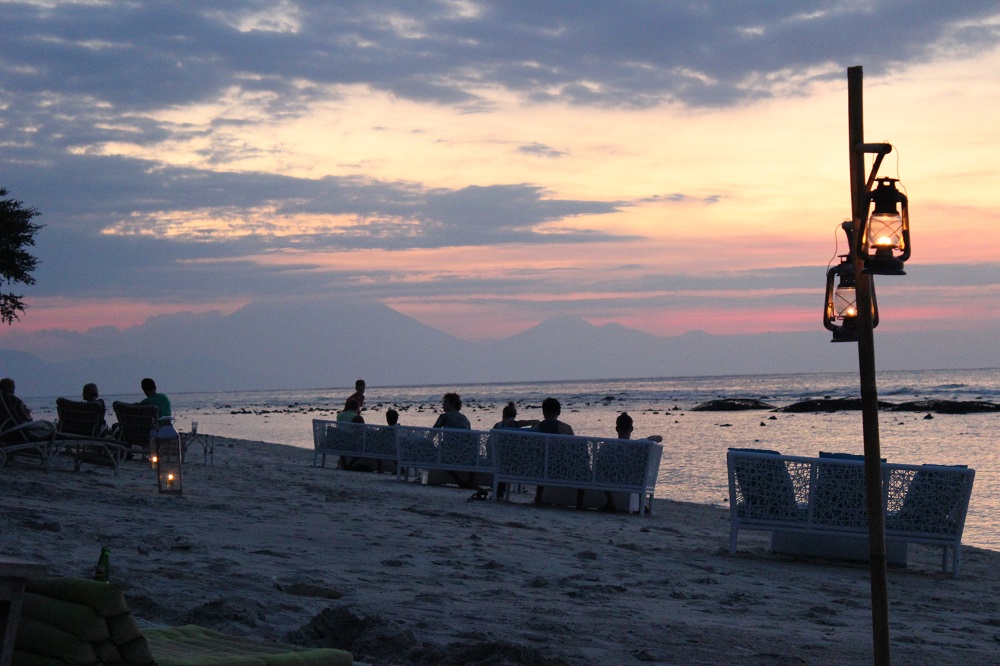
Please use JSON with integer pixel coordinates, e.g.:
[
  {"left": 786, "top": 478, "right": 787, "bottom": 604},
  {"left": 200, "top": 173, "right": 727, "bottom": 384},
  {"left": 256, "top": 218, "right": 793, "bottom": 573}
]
[{"left": 855, "top": 143, "right": 893, "bottom": 197}]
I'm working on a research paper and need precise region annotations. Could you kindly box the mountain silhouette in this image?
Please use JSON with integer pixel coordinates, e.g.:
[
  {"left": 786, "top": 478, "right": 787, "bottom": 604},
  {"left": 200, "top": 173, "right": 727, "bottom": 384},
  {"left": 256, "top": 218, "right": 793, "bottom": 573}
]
[{"left": 0, "top": 299, "right": 992, "bottom": 396}]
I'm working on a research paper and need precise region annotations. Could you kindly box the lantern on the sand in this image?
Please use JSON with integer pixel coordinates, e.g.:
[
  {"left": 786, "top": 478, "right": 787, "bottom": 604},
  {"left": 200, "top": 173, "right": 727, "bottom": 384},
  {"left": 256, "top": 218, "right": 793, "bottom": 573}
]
[{"left": 153, "top": 418, "right": 182, "bottom": 494}]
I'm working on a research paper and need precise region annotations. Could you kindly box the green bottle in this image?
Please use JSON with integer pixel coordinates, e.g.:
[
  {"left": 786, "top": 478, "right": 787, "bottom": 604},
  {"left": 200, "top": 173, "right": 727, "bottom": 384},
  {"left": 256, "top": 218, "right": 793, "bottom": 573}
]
[{"left": 94, "top": 546, "right": 111, "bottom": 582}]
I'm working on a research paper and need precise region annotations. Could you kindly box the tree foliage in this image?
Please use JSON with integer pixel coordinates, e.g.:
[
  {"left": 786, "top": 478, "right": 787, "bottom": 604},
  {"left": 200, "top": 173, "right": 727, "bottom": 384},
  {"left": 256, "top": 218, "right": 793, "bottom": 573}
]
[{"left": 0, "top": 188, "right": 42, "bottom": 325}]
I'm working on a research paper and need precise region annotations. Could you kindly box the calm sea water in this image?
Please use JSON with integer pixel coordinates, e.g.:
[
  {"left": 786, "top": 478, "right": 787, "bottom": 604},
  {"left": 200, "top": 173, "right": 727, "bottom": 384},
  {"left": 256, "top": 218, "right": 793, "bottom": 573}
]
[{"left": 29, "top": 368, "right": 1000, "bottom": 549}]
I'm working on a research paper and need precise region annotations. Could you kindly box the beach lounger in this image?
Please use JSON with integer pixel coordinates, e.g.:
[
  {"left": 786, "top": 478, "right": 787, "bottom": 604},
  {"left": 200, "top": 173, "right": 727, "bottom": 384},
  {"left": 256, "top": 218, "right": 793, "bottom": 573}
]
[
  {"left": 112, "top": 401, "right": 159, "bottom": 461},
  {"left": 0, "top": 396, "right": 56, "bottom": 470},
  {"left": 13, "top": 576, "right": 355, "bottom": 666},
  {"left": 55, "top": 398, "right": 127, "bottom": 475}
]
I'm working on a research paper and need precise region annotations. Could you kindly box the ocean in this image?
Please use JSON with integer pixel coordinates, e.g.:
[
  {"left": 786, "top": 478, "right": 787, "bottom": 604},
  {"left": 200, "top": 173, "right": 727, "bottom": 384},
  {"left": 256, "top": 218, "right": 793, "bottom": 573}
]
[{"left": 28, "top": 367, "right": 1000, "bottom": 549}]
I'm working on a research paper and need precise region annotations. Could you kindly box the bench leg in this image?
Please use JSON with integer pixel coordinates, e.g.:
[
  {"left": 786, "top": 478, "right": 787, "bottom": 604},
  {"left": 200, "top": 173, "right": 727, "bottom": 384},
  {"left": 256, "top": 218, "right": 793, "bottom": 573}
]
[
  {"left": 643, "top": 492, "right": 653, "bottom": 516},
  {"left": 948, "top": 544, "right": 962, "bottom": 578},
  {"left": 629, "top": 492, "right": 653, "bottom": 515}
]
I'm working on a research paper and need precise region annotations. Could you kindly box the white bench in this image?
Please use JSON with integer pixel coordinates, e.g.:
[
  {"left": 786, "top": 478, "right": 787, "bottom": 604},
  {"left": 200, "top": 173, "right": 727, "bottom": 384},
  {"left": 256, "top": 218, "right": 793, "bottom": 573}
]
[
  {"left": 312, "top": 420, "right": 664, "bottom": 513},
  {"left": 726, "top": 449, "right": 976, "bottom": 576},
  {"left": 490, "top": 429, "right": 663, "bottom": 515},
  {"left": 312, "top": 420, "right": 399, "bottom": 473},
  {"left": 396, "top": 425, "right": 494, "bottom": 488},
  {"left": 312, "top": 420, "right": 492, "bottom": 485}
]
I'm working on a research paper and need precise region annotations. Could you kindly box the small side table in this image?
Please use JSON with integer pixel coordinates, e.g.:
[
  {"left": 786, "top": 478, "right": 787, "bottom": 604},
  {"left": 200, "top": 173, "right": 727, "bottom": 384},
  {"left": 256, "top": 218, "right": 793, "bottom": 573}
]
[
  {"left": 0, "top": 557, "right": 46, "bottom": 666},
  {"left": 180, "top": 432, "right": 215, "bottom": 465}
]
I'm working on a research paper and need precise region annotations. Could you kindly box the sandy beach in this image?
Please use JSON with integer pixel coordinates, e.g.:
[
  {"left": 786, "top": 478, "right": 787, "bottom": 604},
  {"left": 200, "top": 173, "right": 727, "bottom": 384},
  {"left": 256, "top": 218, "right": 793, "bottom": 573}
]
[{"left": 3, "top": 437, "right": 999, "bottom": 665}]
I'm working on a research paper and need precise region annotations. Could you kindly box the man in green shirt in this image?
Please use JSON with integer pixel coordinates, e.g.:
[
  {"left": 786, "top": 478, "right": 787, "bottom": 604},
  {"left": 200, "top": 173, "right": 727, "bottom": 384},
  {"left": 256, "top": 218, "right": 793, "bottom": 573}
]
[{"left": 139, "top": 377, "right": 172, "bottom": 419}]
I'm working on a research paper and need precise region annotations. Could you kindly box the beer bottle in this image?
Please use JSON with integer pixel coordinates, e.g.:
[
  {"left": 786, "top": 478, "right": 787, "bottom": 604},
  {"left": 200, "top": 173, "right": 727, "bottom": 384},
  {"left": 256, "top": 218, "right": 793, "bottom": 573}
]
[{"left": 94, "top": 546, "right": 111, "bottom": 582}]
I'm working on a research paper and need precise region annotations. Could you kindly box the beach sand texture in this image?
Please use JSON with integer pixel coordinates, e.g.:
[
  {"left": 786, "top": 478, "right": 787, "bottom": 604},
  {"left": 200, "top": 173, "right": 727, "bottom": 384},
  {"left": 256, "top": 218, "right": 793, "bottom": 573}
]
[{"left": 3, "top": 438, "right": 999, "bottom": 665}]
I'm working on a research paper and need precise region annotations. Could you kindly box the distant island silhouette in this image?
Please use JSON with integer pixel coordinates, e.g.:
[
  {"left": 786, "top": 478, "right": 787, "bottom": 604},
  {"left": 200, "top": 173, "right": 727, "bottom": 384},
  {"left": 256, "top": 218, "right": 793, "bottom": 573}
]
[{"left": 691, "top": 397, "right": 999, "bottom": 414}]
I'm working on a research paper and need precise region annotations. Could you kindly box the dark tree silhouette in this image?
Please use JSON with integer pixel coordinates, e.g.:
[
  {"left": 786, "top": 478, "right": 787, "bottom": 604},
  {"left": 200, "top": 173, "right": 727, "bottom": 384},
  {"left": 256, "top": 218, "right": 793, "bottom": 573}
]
[{"left": 0, "top": 188, "right": 42, "bottom": 324}]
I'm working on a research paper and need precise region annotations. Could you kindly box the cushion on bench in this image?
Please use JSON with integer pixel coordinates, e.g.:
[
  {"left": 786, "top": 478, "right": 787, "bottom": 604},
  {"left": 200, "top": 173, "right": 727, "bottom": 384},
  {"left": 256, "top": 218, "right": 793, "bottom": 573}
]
[
  {"left": 15, "top": 577, "right": 155, "bottom": 666},
  {"left": 818, "top": 451, "right": 864, "bottom": 460}
]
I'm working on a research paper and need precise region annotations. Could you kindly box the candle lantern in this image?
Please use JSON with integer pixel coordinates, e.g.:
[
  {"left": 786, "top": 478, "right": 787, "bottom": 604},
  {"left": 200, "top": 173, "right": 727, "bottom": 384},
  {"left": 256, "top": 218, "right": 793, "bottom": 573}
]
[
  {"left": 824, "top": 255, "right": 878, "bottom": 342},
  {"left": 153, "top": 418, "right": 182, "bottom": 494},
  {"left": 861, "top": 177, "right": 910, "bottom": 275}
]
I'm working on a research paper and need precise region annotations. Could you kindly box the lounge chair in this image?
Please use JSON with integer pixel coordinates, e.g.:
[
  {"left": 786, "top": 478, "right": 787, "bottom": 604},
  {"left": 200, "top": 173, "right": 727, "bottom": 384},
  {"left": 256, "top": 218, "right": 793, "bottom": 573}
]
[
  {"left": 14, "top": 577, "right": 355, "bottom": 666},
  {"left": 111, "top": 402, "right": 159, "bottom": 461},
  {"left": 0, "top": 396, "right": 55, "bottom": 470},
  {"left": 55, "top": 398, "right": 128, "bottom": 475}
]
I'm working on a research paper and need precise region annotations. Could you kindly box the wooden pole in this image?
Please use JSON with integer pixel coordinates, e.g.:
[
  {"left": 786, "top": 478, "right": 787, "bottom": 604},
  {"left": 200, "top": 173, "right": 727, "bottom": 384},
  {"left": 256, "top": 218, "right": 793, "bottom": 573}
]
[{"left": 847, "top": 65, "right": 891, "bottom": 666}]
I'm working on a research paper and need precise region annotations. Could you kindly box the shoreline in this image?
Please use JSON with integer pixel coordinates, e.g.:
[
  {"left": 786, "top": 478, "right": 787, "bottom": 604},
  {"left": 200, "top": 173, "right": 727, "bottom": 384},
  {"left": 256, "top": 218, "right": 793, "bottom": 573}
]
[
  {"left": 3, "top": 437, "right": 999, "bottom": 664},
  {"left": 23, "top": 372, "right": 1000, "bottom": 553}
]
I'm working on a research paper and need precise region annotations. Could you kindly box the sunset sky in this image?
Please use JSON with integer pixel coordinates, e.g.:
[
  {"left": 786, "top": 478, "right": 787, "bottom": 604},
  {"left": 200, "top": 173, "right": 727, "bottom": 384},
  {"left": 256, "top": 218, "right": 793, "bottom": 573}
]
[{"left": 1, "top": 1, "right": 998, "bottom": 349}]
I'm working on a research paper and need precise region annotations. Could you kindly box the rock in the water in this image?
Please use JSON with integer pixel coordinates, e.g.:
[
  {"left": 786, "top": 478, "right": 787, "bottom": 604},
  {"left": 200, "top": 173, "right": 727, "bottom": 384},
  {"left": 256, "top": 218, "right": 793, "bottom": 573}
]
[
  {"left": 892, "top": 400, "right": 1000, "bottom": 414},
  {"left": 691, "top": 398, "right": 776, "bottom": 411},
  {"left": 779, "top": 398, "right": 894, "bottom": 413}
]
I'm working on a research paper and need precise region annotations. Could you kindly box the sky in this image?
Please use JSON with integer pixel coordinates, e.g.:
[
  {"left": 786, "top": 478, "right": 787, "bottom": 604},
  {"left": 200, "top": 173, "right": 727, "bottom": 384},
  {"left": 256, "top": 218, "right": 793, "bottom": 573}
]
[{"left": 0, "top": 1, "right": 998, "bottom": 354}]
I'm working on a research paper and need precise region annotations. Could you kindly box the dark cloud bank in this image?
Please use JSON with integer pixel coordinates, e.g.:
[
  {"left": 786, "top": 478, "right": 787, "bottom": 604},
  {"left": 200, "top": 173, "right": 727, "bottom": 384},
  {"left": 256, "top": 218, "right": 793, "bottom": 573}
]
[{"left": 3, "top": 1, "right": 998, "bottom": 274}]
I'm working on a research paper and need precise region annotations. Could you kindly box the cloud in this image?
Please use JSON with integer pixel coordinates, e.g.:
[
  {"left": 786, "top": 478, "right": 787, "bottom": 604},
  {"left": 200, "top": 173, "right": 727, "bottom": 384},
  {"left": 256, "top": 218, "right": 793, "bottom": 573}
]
[
  {"left": 517, "top": 142, "right": 566, "bottom": 158},
  {"left": 641, "top": 193, "right": 724, "bottom": 205},
  {"left": 3, "top": 1, "right": 997, "bottom": 118},
  {"left": 4, "top": 148, "right": 636, "bottom": 302},
  {"left": 4, "top": 150, "right": 627, "bottom": 243}
]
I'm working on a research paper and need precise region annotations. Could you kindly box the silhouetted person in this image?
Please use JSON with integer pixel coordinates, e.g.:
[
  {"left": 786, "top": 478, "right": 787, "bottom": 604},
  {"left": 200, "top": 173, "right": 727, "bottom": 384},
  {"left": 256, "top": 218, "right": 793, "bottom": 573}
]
[
  {"left": 82, "top": 382, "right": 108, "bottom": 435},
  {"left": 616, "top": 411, "right": 662, "bottom": 442},
  {"left": 490, "top": 401, "right": 537, "bottom": 499},
  {"left": 432, "top": 392, "right": 471, "bottom": 429},
  {"left": 532, "top": 397, "right": 577, "bottom": 505},
  {"left": 492, "top": 401, "right": 538, "bottom": 430},
  {"left": 533, "top": 397, "right": 574, "bottom": 435},
  {"left": 0, "top": 377, "right": 32, "bottom": 424},
  {"left": 139, "top": 378, "right": 171, "bottom": 420},
  {"left": 338, "top": 398, "right": 364, "bottom": 423},
  {"left": 0, "top": 377, "right": 53, "bottom": 442},
  {"left": 346, "top": 379, "right": 366, "bottom": 410},
  {"left": 600, "top": 412, "right": 663, "bottom": 511}
]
